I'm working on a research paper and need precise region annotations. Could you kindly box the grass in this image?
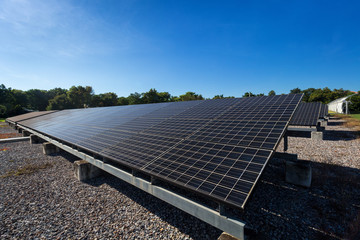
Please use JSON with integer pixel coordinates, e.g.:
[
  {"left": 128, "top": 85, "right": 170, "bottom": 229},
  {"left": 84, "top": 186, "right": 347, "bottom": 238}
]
[
  {"left": 0, "top": 118, "right": 5, "bottom": 122},
  {"left": 350, "top": 114, "right": 360, "bottom": 120},
  {"left": 0, "top": 162, "right": 53, "bottom": 178},
  {"left": 0, "top": 133, "right": 19, "bottom": 139},
  {"left": 334, "top": 114, "right": 360, "bottom": 132}
]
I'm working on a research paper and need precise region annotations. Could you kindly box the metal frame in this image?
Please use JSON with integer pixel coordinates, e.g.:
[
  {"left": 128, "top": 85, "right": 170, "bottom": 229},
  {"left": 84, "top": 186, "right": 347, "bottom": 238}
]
[{"left": 17, "top": 124, "right": 245, "bottom": 239}]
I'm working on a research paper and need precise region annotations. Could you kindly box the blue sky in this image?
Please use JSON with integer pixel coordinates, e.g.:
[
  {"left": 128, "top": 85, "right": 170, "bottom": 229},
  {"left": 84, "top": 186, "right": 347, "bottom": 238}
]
[{"left": 0, "top": 0, "right": 359, "bottom": 98}]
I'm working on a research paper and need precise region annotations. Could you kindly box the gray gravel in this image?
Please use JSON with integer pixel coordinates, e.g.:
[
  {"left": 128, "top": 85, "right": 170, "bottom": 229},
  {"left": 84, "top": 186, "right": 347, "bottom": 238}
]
[{"left": 0, "top": 119, "right": 359, "bottom": 239}]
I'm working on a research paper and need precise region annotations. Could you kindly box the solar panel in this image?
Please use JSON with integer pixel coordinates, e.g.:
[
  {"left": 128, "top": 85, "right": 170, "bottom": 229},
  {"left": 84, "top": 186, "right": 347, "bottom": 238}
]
[
  {"left": 17, "top": 94, "right": 302, "bottom": 208},
  {"left": 319, "top": 103, "right": 328, "bottom": 118},
  {"left": 290, "top": 102, "right": 322, "bottom": 126},
  {"left": 6, "top": 111, "right": 57, "bottom": 123}
]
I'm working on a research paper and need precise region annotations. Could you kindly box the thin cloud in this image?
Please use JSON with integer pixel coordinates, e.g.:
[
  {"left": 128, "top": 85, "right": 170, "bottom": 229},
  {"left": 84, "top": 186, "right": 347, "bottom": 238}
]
[{"left": 0, "top": 0, "right": 136, "bottom": 58}]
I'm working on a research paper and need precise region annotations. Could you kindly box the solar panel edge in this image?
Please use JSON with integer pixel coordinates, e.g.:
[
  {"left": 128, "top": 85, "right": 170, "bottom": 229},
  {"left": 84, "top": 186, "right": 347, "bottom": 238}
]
[
  {"left": 239, "top": 150, "right": 274, "bottom": 208},
  {"left": 289, "top": 101, "right": 322, "bottom": 126},
  {"left": 272, "top": 94, "right": 303, "bottom": 150},
  {"left": 16, "top": 94, "right": 303, "bottom": 209},
  {"left": 6, "top": 110, "right": 59, "bottom": 124}
]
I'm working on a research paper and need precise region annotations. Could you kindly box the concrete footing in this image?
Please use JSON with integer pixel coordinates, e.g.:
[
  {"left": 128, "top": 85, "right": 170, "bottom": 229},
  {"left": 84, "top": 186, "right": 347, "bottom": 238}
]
[
  {"left": 218, "top": 232, "right": 240, "bottom": 240},
  {"left": 285, "top": 160, "right": 312, "bottom": 188},
  {"left": 43, "top": 142, "right": 60, "bottom": 155},
  {"left": 30, "top": 134, "right": 40, "bottom": 144},
  {"left": 74, "top": 160, "right": 103, "bottom": 181},
  {"left": 320, "top": 120, "right": 328, "bottom": 127},
  {"left": 311, "top": 131, "right": 323, "bottom": 140},
  {"left": 22, "top": 130, "right": 30, "bottom": 137}
]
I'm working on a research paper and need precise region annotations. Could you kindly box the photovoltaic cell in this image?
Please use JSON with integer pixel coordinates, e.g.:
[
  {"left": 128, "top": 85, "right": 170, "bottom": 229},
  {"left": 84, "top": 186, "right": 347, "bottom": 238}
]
[
  {"left": 6, "top": 111, "right": 57, "bottom": 123},
  {"left": 16, "top": 94, "right": 302, "bottom": 209},
  {"left": 290, "top": 102, "right": 322, "bottom": 126},
  {"left": 319, "top": 103, "right": 328, "bottom": 118}
]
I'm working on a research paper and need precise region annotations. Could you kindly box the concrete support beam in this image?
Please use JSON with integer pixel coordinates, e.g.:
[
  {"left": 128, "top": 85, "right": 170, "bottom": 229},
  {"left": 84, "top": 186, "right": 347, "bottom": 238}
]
[
  {"left": 287, "top": 127, "right": 315, "bottom": 138},
  {"left": 311, "top": 131, "right": 323, "bottom": 140},
  {"left": 42, "top": 142, "right": 60, "bottom": 155},
  {"left": 74, "top": 160, "right": 103, "bottom": 181},
  {"left": 30, "top": 134, "right": 40, "bottom": 144},
  {"left": 285, "top": 160, "right": 312, "bottom": 188},
  {"left": 0, "top": 137, "right": 30, "bottom": 143}
]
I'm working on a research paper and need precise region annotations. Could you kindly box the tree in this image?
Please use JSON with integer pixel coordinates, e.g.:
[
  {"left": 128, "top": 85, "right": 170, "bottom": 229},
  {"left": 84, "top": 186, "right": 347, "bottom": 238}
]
[
  {"left": 290, "top": 88, "right": 302, "bottom": 94},
  {"left": 97, "top": 92, "right": 118, "bottom": 107},
  {"left": 46, "top": 94, "right": 72, "bottom": 110},
  {"left": 67, "top": 86, "right": 93, "bottom": 108},
  {"left": 11, "top": 89, "right": 27, "bottom": 107},
  {"left": 213, "top": 94, "right": 224, "bottom": 99},
  {"left": 117, "top": 97, "right": 129, "bottom": 105},
  {"left": 268, "top": 90, "right": 276, "bottom": 96},
  {"left": 158, "top": 91, "right": 171, "bottom": 102},
  {"left": 349, "top": 94, "right": 360, "bottom": 113},
  {"left": 294, "top": 88, "right": 313, "bottom": 102},
  {"left": 242, "top": 92, "right": 255, "bottom": 97},
  {"left": 0, "top": 105, "right": 7, "bottom": 118},
  {"left": 127, "top": 92, "right": 143, "bottom": 105},
  {"left": 25, "top": 89, "right": 48, "bottom": 110},
  {"left": 142, "top": 88, "right": 160, "bottom": 103},
  {"left": 47, "top": 88, "right": 67, "bottom": 100},
  {"left": 178, "top": 92, "right": 204, "bottom": 101}
]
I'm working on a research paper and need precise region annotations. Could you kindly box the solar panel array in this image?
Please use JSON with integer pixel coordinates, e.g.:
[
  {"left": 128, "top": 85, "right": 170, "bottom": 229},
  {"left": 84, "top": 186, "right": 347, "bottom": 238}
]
[
  {"left": 15, "top": 94, "right": 302, "bottom": 208},
  {"left": 319, "top": 103, "right": 328, "bottom": 118},
  {"left": 6, "top": 111, "right": 56, "bottom": 123},
  {"left": 290, "top": 102, "right": 322, "bottom": 126}
]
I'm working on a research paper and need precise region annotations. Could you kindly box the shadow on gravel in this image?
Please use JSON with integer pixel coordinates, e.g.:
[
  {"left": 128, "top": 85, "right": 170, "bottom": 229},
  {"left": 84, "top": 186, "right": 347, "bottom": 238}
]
[
  {"left": 83, "top": 173, "right": 223, "bottom": 240},
  {"left": 238, "top": 157, "right": 360, "bottom": 240},
  {"left": 323, "top": 130, "right": 360, "bottom": 141},
  {"left": 327, "top": 121, "right": 344, "bottom": 126},
  {"left": 76, "top": 155, "right": 360, "bottom": 240}
]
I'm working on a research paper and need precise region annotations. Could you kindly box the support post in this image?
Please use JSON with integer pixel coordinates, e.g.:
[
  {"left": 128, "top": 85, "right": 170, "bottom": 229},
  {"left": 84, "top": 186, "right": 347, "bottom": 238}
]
[
  {"left": 74, "top": 160, "right": 103, "bottom": 181},
  {"left": 311, "top": 131, "right": 323, "bottom": 140},
  {"left": 43, "top": 142, "right": 60, "bottom": 155},
  {"left": 151, "top": 176, "right": 160, "bottom": 185},
  {"left": 30, "top": 134, "right": 40, "bottom": 144},
  {"left": 283, "top": 132, "right": 288, "bottom": 152},
  {"left": 22, "top": 130, "right": 30, "bottom": 137}
]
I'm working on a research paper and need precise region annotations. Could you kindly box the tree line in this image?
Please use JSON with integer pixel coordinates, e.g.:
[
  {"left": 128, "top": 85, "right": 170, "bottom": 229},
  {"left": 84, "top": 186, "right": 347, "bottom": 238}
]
[{"left": 0, "top": 84, "right": 359, "bottom": 118}]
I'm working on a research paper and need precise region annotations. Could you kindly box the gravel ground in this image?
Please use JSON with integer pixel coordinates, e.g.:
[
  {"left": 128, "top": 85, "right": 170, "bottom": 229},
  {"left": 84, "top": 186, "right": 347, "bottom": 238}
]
[{"left": 0, "top": 119, "right": 359, "bottom": 239}]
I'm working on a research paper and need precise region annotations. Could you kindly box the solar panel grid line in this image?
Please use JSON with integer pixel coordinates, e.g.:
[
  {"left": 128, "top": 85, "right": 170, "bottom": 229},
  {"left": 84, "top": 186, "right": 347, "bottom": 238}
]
[
  {"left": 143, "top": 146, "right": 258, "bottom": 195},
  {"left": 139, "top": 94, "right": 302, "bottom": 207},
  {"left": 139, "top": 110, "right": 230, "bottom": 171},
  {"left": 87, "top": 101, "right": 209, "bottom": 165},
  {"left": 229, "top": 153, "right": 273, "bottom": 207},
  {"left": 290, "top": 102, "right": 322, "bottom": 126},
  {"left": 16, "top": 94, "right": 303, "bottom": 209}
]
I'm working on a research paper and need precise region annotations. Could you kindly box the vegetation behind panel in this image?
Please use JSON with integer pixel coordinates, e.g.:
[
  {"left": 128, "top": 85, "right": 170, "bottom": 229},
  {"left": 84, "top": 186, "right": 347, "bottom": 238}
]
[{"left": 0, "top": 83, "right": 359, "bottom": 118}]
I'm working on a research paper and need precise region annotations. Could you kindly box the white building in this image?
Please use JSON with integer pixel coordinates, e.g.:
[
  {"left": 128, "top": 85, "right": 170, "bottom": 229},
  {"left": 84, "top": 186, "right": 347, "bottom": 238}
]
[{"left": 327, "top": 94, "right": 356, "bottom": 114}]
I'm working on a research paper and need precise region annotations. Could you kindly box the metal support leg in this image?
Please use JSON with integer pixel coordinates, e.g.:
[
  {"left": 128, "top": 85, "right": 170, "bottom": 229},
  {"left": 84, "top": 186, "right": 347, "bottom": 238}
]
[
  {"left": 218, "top": 203, "right": 226, "bottom": 216},
  {"left": 283, "top": 132, "right": 288, "bottom": 152}
]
